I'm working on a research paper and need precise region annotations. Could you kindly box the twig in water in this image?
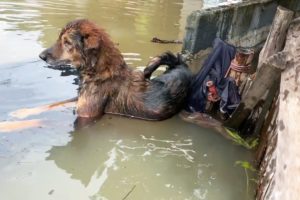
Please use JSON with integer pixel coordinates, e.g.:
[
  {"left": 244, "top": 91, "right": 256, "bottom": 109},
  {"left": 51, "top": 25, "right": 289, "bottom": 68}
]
[
  {"left": 151, "top": 37, "right": 182, "bottom": 44},
  {"left": 122, "top": 185, "right": 136, "bottom": 200}
]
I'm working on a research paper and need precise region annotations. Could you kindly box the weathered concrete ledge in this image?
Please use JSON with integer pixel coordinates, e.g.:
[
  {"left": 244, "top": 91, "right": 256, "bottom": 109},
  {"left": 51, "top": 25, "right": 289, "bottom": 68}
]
[
  {"left": 256, "top": 17, "right": 300, "bottom": 200},
  {"left": 183, "top": 0, "right": 278, "bottom": 55}
]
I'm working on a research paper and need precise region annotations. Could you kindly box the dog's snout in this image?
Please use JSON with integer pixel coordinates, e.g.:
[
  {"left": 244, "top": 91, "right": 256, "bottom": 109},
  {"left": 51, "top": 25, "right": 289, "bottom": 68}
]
[
  {"left": 39, "top": 48, "right": 54, "bottom": 62},
  {"left": 39, "top": 51, "right": 48, "bottom": 61}
]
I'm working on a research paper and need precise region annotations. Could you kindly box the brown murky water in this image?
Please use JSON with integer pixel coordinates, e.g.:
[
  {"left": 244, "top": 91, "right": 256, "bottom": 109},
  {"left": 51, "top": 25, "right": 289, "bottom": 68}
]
[{"left": 0, "top": 0, "right": 255, "bottom": 199}]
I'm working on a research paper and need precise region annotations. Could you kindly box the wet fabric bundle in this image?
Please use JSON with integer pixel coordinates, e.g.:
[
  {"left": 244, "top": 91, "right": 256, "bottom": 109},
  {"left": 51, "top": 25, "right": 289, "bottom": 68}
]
[{"left": 186, "top": 38, "right": 241, "bottom": 115}]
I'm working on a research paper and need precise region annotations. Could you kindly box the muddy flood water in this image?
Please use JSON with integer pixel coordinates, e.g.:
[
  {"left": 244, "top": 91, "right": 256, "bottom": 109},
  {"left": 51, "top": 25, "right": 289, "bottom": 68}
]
[{"left": 0, "top": 0, "right": 256, "bottom": 199}]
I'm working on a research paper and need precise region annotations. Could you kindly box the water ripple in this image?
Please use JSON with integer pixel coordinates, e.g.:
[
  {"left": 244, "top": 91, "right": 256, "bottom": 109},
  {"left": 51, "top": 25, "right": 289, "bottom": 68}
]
[{"left": 115, "top": 135, "right": 196, "bottom": 163}]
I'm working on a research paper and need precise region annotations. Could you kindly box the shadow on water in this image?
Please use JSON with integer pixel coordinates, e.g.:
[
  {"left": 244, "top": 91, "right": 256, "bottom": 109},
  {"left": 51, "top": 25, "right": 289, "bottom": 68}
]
[{"left": 45, "top": 65, "right": 79, "bottom": 77}]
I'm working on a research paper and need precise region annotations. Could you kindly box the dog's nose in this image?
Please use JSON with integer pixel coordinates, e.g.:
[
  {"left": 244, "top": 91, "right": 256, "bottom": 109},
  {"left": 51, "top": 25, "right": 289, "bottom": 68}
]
[
  {"left": 39, "top": 48, "right": 52, "bottom": 61},
  {"left": 39, "top": 51, "right": 47, "bottom": 61}
]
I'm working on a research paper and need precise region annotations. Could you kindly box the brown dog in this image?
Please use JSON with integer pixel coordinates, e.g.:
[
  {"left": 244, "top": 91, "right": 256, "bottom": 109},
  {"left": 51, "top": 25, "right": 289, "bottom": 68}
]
[{"left": 39, "top": 19, "right": 191, "bottom": 121}]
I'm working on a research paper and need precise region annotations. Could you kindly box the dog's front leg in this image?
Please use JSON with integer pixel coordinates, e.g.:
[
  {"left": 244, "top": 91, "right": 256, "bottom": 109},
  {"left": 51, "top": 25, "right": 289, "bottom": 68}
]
[
  {"left": 76, "top": 95, "right": 108, "bottom": 118},
  {"left": 73, "top": 116, "right": 100, "bottom": 129},
  {"left": 75, "top": 95, "right": 108, "bottom": 129}
]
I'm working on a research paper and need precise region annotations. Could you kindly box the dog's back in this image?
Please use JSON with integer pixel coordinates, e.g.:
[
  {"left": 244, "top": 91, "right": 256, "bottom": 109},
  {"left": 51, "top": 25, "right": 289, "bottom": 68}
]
[
  {"left": 144, "top": 64, "right": 191, "bottom": 119},
  {"left": 104, "top": 63, "right": 191, "bottom": 120}
]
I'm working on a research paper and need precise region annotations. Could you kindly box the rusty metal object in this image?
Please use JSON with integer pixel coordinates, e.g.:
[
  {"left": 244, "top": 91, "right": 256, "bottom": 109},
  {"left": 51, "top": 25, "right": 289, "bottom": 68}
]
[
  {"left": 206, "top": 80, "right": 220, "bottom": 102},
  {"left": 225, "top": 48, "right": 254, "bottom": 86},
  {"left": 205, "top": 80, "right": 220, "bottom": 112}
]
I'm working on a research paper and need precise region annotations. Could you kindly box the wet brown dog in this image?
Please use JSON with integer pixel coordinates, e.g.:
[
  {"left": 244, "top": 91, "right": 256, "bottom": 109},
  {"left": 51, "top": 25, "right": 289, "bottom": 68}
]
[{"left": 39, "top": 19, "right": 191, "bottom": 121}]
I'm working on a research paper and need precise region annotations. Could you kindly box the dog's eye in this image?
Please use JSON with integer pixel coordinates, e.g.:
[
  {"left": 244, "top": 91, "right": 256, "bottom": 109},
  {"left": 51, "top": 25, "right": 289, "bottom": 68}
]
[{"left": 64, "top": 40, "right": 72, "bottom": 47}]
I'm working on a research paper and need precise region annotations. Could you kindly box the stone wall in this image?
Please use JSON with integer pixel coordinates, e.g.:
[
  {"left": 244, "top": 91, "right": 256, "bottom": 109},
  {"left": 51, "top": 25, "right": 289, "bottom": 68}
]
[
  {"left": 183, "top": 0, "right": 278, "bottom": 55},
  {"left": 279, "top": 0, "right": 300, "bottom": 12}
]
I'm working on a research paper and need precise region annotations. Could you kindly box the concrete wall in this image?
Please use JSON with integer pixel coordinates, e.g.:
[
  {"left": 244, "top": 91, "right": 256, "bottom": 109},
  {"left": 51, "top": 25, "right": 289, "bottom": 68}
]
[
  {"left": 183, "top": 0, "right": 278, "bottom": 54},
  {"left": 279, "top": 0, "right": 300, "bottom": 12},
  {"left": 256, "top": 17, "right": 300, "bottom": 200}
]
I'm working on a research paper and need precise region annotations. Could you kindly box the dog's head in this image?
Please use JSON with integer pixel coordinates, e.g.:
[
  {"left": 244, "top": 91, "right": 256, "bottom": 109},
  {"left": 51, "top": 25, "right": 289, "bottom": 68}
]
[{"left": 39, "top": 19, "right": 107, "bottom": 70}]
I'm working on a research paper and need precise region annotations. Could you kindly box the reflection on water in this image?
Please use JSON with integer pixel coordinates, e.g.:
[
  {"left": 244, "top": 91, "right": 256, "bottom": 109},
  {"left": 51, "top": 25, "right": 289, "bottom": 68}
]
[
  {"left": 0, "top": 0, "right": 205, "bottom": 66},
  {"left": 0, "top": 115, "right": 255, "bottom": 200},
  {"left": 48, "top": 116, "right": 252, "bottom": 200},
  {"left": 0, "top": 0, "right": 229, "bottom": 66},
  {"left": 0, "top": 0, "right": 255, "bottom": 199}
]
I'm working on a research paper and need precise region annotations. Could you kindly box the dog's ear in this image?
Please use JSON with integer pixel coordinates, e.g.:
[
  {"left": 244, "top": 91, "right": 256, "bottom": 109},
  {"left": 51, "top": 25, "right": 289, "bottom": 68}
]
[
  {"left": 83, "top": 34, "right": 100, "bottom": 50},
  {"left": 81, "top": 33, "right": 100, "bottom": 68}
]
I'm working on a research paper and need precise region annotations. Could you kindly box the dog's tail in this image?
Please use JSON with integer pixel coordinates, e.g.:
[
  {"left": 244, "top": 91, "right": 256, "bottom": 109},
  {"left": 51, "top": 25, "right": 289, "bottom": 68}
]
[
  {"left": 159, "top": 51, "right": 180, "bottom": 67},
  {"left": 144, "top": 51, "right": 187, "bottom": 79}
]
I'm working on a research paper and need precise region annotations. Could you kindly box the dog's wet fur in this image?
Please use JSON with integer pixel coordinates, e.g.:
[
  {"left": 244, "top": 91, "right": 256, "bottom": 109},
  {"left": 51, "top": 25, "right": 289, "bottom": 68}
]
[{"left": 39, "top": 19, "right": 191, "bottom": 120}]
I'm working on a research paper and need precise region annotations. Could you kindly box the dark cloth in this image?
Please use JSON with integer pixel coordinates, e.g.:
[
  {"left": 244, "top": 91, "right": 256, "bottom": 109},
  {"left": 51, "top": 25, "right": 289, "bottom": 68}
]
[
  {"left": 186, "top": 38, "right": 240, "bottom": 114},
  {"left": 219, "top": 77, "right": 241, "bottom": 114}
]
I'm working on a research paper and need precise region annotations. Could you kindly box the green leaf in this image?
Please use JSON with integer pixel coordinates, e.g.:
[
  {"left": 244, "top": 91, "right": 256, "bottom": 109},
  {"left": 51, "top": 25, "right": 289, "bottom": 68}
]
[
  {"left": 235, "top": 161, "right": 256, "bottom": 172},
  {"left": 225, "top": 128, "right": 258, "bottom": 150}
]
